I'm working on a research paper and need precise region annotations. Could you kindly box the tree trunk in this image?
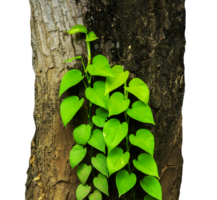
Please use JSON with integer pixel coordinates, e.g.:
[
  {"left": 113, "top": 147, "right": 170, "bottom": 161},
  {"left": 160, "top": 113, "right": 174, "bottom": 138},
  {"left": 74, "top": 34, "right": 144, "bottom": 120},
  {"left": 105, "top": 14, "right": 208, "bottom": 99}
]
[{"left": 26, "top": 0, "right": 185, "bottom": 199}]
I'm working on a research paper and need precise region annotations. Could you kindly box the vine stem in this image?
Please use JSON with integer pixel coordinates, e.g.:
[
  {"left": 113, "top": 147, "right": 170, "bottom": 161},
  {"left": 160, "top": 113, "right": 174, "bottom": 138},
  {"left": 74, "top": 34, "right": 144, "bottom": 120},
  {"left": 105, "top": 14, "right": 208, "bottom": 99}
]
[
  {"left": 83, "top": 36, "right": 136, "bottom": 196},
  {"left": 81, "top": 57, "right": 90, "bottom": 81},
  {"left": 81, "top": 34, "right": 95, "bottom": 190},
  {"left": 124, "top": 80, "right": 136, "bottom": 200}
]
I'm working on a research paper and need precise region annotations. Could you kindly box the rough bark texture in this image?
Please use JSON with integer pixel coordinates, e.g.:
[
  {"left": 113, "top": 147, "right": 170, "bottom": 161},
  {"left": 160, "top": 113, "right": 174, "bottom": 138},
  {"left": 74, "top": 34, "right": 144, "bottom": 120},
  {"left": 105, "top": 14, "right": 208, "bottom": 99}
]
[{"left": 26, "top": 0, "right": 185, "bottom": 199}]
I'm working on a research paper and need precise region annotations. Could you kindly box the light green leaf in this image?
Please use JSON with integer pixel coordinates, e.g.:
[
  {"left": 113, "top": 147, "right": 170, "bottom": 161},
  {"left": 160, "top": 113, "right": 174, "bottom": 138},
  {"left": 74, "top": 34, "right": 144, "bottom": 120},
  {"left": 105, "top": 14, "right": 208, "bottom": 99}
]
[
  {"left": 59, "top": 69, "right": 84, "bottom": 97},
  {"left": 77, "top": 164, "right": 92, "bottom": 185},
  {"left": 73, "top": 124, "right": 91, "bottom": 145},
  {"left": 91, "top": 154, "right": 108, "bottom": 177},
  {"left": 103, "top": 118, "right": 128, "bottom": 153},
  {"left": 133, "top": 153, "right": 159, "bottom": 178},
  {"left": 129, "top": 129, "right": 155, "bottom": 156},
  {"left": 107, "top": 147, "right": 130, "bottom": 176},
  {"left": 88, "top": 129, "right": 106, "bottom": 153},
  {"left": 105, "top": 65, "right": 129, "bottom": 95},
  {"left": 88, "top": 190, "right": 102, "bottom": 200},
  {"left": 140, "top": 176, "right": 162, "bottom": 200},
  {"left": 60, "top": 96, "right": 84, "bottom": 127},
  {"left": 85, "top": 31, "right": 99, "bottom": 42},
  {"left": 124, "top": 78, "right": 150, "bottom": 104},
  {"left": 92, "top": 108, "right": 109, "bottom": 127},
  {"left": 76, "top": 184, "right": 91, "bottom": 200},
  {"left": 93, "top": 173, "right": 109, "bottom": 196},
  {"left": 85, "top": 81, "right": 109, "bottom": 110},
  {"left": 69, "top": 145, "right": 86, "bottom": 169},
  {"left": 116, "top": 170, "right": 137, "bottom": 197},
  {"left": 63, "top": 56, "right": 82, "bottom": 63},
  {"left": 96, "top": 107, "right": 109, "bottom": 119},
  {"left": 108, "top": 92, "right": 130, "bottom": 117},
  {"left": 92, "top": 115, "right": 106, "bottom": 127},
  {"left": 126, "top": 101, "right": 155, "bottom": 125},
  {"left": 86, "top": 55, "right": 115, "bottom": 77},
  {"left": 66, "top": 25, "right": 87, "bottom": 34}
]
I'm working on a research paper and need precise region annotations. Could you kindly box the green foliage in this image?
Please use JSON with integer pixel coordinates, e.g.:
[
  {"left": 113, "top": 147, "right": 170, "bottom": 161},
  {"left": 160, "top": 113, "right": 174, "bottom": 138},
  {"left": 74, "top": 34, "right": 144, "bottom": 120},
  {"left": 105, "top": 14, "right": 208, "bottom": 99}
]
[{"left": 60, "top": 25, "right": 161, "bottom": 200}]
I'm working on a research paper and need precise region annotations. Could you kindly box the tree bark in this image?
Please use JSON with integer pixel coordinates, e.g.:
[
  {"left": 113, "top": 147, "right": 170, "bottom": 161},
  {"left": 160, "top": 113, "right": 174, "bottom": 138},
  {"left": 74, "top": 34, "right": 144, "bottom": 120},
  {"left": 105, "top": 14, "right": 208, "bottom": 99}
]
[{"left": 26, "top": 0, "right": 185, "bottom": 199}]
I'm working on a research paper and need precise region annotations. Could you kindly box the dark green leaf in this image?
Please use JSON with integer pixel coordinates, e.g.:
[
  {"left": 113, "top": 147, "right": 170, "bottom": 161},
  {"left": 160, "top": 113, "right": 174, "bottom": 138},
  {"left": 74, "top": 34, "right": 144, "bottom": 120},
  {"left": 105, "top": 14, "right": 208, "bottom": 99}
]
[
  {"left": 92, "top": 115, "right": 106, "bottom": 127},
  {"left": 69, "top": 145, "right": 86, "bottom": 169},
  {"left": 66, "top": 25, "right": 87, "bottom": 34},
  {"left": 73, "top": 124, "right": 91, "bottom": 145},
  {"left": 93, "top": 173, "right": 109, "bottom": 196},
  {"left": 96, "top": 107, "right": 109, "bottom": 119},
  {"left": 76, "top": 183, "right": 91, "bottom": 200},
  {"left": 85, "top": 31, "right": 99, "bottom": 42},
  {"left": 63, "top": 56, "right": 81, "bottom": 63},
  {"left": 144, "top": 195, "right": 158, "bottom": 200},
  {"left": 77, "top": 164, "right": 92, "bottom": 185},
  {"left": 88, "top": 129, "right": 106, "bottom": 153},
  {"left": 91, "top": 154, "right": 108, "bottom": 177},
  {"left": 88, "top": 190, "right": 102, "bottom": 200}
]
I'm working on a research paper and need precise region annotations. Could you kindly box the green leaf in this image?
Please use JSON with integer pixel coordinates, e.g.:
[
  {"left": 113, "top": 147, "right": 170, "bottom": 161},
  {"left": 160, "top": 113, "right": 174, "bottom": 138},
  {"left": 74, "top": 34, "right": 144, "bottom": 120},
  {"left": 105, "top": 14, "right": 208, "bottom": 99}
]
[
  {"left": 105, "top": 65, "right": 129, "bottom": 95},
  {"left": 73, "top": 124, "right": 91, "bottom": 145},
  {"left": 103, "top": 118, "right": 128, "bottom": 153},
  {"left": 140, "top": 176, "right": 162, "bottom": 200},
  {"left": 107, "top": 147, "right": 130, "bottom": 176},
  {"left": 86, "top": 55, "right": 115, "bottom": 77},
  {"left": 96, "top": 107, "right": 109, "bottom": 119},
  {"left": 129, "top": 129, "right": 155, "bottom": 156},
  {"left": 133, "top": 153, "right": 159, "bottom": 178},
  {"left": 77, "top": 164, "right": 92, "bottom": 185},
  {"left": 88, "top": 129, "right": 106, "bottom": 153},
  {"left": 126, "top": 101, "right": 155, "bottom": 125},
  {"left": 144, "top": 195, "right": 158, "bottom": 200},
  {"left": 93, "top": 173, "right": 109, "bottom": 196},
  {"left": 92, "top": 108, "right": 109, "bottom": 127},
  {"left": 59, "top": 69, "right": 84, "bottom": 97},
  {"left": 91, "top": 154, "right": 108, "bottom": 177},
  {"left": 92, "top": 116, "right": 106, "bottom": 127},
  {"left": 85, "top": 31, "right": 99, "bottom": 42},
  {"left": 108, "top": 92, "right": 130, "bottom": 117},
  {"left": 66, "top": 25, "right": 87, "bottom": 34},
  {"left": 60, "top": 96, "right": 84, "bottom": 127},
  {"left": 76, "top": 184, "right": 91, "bottom": 200},
  {"left": 116, "top": 170, "right": 137, "bottom": 197},
  {"left": 69, "top": 145, "right": 86, "bottom": 169},
  {"left": 88, "top": 190, "right": 102, "bottom": 200},
  {"left": 85, "top": 81, "right": 109, "bottom": 110},
  {"left": 124, "top": 78, "right": 150, "bottom": 105},
  {"left": 63, "top": 56, "right": 82, "bottom": 63}
]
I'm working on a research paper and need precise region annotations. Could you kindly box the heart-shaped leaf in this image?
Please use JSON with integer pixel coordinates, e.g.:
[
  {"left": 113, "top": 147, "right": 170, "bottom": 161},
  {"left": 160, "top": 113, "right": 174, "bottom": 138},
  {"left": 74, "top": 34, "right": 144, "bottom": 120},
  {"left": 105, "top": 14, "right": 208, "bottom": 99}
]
[
  {"left": 59, "top": 69, "right": 84, "bottom": 97},
  {"left": 124, "top": 78, "right": 149, "bottom": 105},
  {"left": 85, "top": 31, "right": 99, "bottom": 42},
  {"left": 95, "top": 107, "right": 109, "bottom": 119},
  {"left": 105, "top": 65, "right": 129, "bottom": 95},
  {"left": 92, "top": 115, "right": 106, "bottom": 127},
  {"left": 140, "top": 176, "right": 162, "bottom": 200},
  {"left": 63, "top": 56, "right": 82, "bottom": 64},
  {"left": 91, "top": 154, "right": 108, "bottom": 177},
  {"left": 69, "top": 145, "right": 87, "bottom": 169},
  {"left": 66, "top": 25, "right": 87, "bottom": 34},
  {"left": 107, "top": 147, "right": 130, "bottom": 176},
  {"left": 103, "top": 118, "right": 128, "bottom": 153},
  {"left": 133, "top": 153, "right": 159, "bottom": 178},
  {"left": 88, "top": 129, "right": 106, "bottom": 153},
  {"left": 60, "top": 96, "right": 84, "bottom": 127},
  {"left": 88, "top": 190, "right": 102, "bottom": 200},
  {"left": 108, "top": 92, "right": 130, "bottom": 117},
  {"left": 76, "top": 183, "right": 91, "bottom": 200},
  {"left": 86, "top": 55, "right": 115, "bottom": 77},
  {"left": 129, "top": 129, "right": 155, "bottom": 156},
  {"left": 85, "top": 81, "right": 109, "bottom": 110},
  {"left": 73, "top": 124, "right": 91, "bottom": 145},
  {"left": 92, "top": 108, "right": 109, "bottom": 128},
  {"left": 126, "top": 101, "right": 155, "bottom": 125},
  {"left": 116, "top": 170, "right": 137, "bottom": 197},
  {"left": 77, "top": 164, "right": 92, "bottom": 185},
  {"left": 93, "top": 173, "right": 109, "bottom": 196}
]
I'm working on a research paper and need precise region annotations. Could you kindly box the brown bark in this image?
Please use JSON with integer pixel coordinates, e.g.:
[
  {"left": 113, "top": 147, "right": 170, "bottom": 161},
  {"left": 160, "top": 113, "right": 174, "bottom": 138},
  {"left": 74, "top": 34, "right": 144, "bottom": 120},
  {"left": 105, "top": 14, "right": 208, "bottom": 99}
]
[{"left": 26, "top": 0, "right": 185, "bottom": 199}]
